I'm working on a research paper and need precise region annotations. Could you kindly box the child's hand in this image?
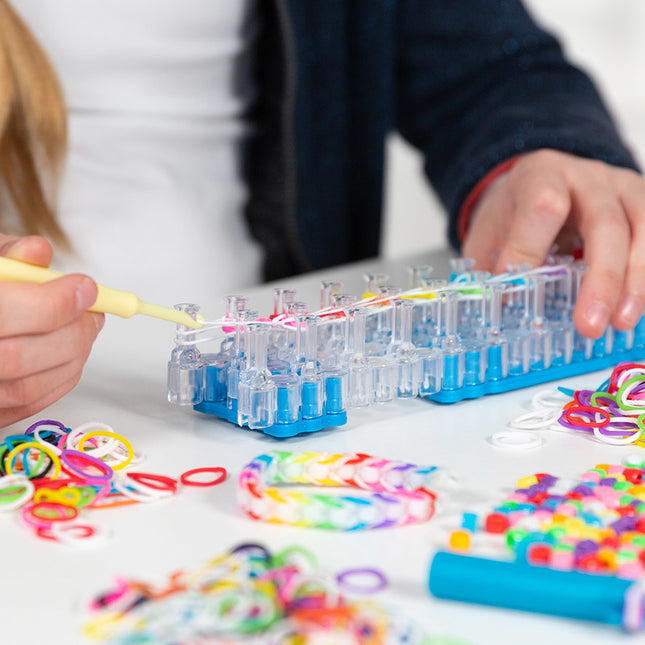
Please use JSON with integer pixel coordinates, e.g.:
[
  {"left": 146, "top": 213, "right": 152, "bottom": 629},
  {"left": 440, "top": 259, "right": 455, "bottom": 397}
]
[
  {"left": 0, "top": 234, "right": 104, "bottom": 428},
  {"left": 462, "top": 149, "right": 645, "bottom": 338}
]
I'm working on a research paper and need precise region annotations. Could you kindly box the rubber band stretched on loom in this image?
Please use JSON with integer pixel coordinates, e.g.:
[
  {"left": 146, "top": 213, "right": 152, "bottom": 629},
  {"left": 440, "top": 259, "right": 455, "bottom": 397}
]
[{"left": 237, "top": 451, "right": 453, "bottom": 530}]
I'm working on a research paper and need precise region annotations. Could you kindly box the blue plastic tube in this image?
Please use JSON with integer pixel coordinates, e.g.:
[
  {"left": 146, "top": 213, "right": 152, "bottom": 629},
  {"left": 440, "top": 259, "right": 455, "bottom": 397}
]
[{"left": 429, "top": 551, "right": 635, "bottom": 629}]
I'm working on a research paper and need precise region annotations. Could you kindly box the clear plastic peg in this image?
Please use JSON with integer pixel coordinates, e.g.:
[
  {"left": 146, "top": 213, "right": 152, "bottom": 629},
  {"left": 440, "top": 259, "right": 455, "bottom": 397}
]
[
  {"left": 320, "top": 280, "right": 343, "bottom": 309},
  {"left": 449, "top": 257, "right": 475, "bottom": 280},
  {"left": 167, "top": 303, "right": 204, "bottom": 405},
  {"left": 392, "top": 300, "right": 421, "bottom": 398},
  {"left": 363, "top": 272, "right": 389, "bottom": 297},
  {"left": 485, "top": 283, "right": 509, "bottom": 380},
  {"left": 345, "top": 308, "right": 371, "bottom": 407},
  {"left": 237, "top": 323, "right": 276, "bottom": 429},
  {"left": 408, "top": 265, "right": 433, "bottom": 289},
  {"left": 273, "top": 288, "right": 297, "bottom": 317},
  {"left": 226, "top": 309, "right": 258, "bottom": 409},
  {"left": 224, "top": 295, "right": 248, "bottom": 319},
  {"left": 298, "top": 315, "right": 324, "bottom": 419},
  {"left": 439, "top": 292, "right": 465, "bottom": 390},
  {"left": 528, "top": 275, "right": 553, "bottom": 370}
]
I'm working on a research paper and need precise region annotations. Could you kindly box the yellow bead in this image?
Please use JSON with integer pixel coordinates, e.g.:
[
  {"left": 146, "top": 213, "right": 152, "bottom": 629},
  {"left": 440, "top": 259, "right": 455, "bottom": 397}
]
[
  {"left": 516, "top": 475, "right": 539, "bottom": 488},
  {"left": 449, "top": 529, "right": 472, "bottom": 552}
]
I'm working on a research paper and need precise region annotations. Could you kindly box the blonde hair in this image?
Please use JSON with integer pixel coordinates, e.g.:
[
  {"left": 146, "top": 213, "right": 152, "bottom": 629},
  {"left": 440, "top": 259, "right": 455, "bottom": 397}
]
[{"left": 0, "top": 0, "right": 68, "bottom": 247}]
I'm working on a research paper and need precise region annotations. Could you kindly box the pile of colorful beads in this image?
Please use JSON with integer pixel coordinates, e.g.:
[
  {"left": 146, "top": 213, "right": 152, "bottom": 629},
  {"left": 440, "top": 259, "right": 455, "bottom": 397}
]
[
  {"left": 0, "top": 419, "right": 227, "bottom": 545},
  {"left": 238, "top": 451, "right": 456, "bottom": 530},
  {"left": 448, "top": 457, "right": 645, "bottom": 579},
  {"left": 84, "top": 543, "right": 459, "bottom": 644}
]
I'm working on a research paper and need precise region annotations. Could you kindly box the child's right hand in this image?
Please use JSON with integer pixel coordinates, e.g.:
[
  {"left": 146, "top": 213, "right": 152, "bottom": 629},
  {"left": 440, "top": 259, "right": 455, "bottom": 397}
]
[{"left": 0, "top": 234, "right": 105, "bottom": 429}]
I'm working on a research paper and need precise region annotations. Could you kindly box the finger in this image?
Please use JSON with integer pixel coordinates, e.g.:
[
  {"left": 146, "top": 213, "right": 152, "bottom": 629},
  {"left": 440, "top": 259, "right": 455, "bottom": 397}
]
[
  {"left": 0, "top": 312, "right": 102, "bottom": 380},
  {"left": 610, "top": 179, "right": 645, "bottom": 329},
  {"left": 572, "top": 186, "right": 630, "bottom": 338},
  {"left": 461, "top": 178, "right": 512, "bottom": 272},
  {"left": 0, "top": 274, "right": 98, "bottom": 336},
  {"left": 493, "top": 169, "right": 571, "bottom": 274},
  {"left": 0, "top": 234, "right": 53, "bottom": 267},
  {"left": 0, "top": 369, "right": 86, "bottom": 428}
]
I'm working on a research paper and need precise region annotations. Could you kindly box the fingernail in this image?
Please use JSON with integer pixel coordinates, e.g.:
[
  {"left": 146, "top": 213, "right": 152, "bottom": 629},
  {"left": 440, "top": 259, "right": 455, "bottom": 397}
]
[
  {"left": 75, "top": 277, "right": 97, "bottom": 312},
  {"left": 95, "top": 313, "right": 106, "bottom": 332},
  {"left": 583, "top": 301, "right": 610, "bottom": 333},
  {"left": 617, "top": 296, "right": 643, "bottom": 328}
]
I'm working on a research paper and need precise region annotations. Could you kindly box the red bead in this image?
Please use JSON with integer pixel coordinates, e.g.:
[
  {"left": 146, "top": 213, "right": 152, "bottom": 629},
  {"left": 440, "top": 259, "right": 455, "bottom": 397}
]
[
  {"left": 577, "top": 554, "right": 604, "bottom": 571},
  {"left": 565, "top": 492, "right": 583, "bottom": 501},
  {"left": 617, "top": 506, "right": 638, "bottom": 517},
  {"left": 624, "top": 468, "right": 643, "bottom": 485},
  {"left": 534, "top": 473, "right": 550, "bottom": 482},
  {"left": 639, "top": 550, "right": 645, "bottom": 566},
  {"left": 601, "top": 535, "right": 620, "bottom": 549},
  {"left": 528, "top": 544, "right": 551, "bottom": 565},
  {"left": 530, "top": 492, "right": 549, "bottom": 505},
  {"left": 484, "top": 512, "right": 509, "bottom": 534},
  {"left": 636, "top": 517, "right": 645, "bottom": 533}
]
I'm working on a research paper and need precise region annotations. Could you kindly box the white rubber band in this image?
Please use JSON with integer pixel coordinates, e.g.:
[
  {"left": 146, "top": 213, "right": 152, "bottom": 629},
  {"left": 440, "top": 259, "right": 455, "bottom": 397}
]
[{"left": 487, "top": 431, "right": 544, "bottom": 451}]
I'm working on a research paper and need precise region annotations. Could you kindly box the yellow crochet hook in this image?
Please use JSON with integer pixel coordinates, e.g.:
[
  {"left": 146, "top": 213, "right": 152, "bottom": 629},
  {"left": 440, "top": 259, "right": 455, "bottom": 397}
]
[{"left": 0, "top": 256, "right": 203, "bottom": 329}]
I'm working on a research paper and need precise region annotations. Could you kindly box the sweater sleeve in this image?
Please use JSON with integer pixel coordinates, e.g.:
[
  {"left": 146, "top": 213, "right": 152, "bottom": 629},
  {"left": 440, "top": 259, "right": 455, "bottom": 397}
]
[{"left": 393, "top": 0, "right": 640, "bottom": 250}]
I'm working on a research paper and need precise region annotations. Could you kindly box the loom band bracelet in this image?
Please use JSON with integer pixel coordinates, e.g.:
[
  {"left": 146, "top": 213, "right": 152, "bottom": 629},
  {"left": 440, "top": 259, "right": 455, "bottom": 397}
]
[
  {"left": 22, "top": 501, "right": 79, "bottom": 529},
  {"left": 353, "top": 458, "right": 391, "bottom": 491},
  {"left": 0, "top": 475, "right": 34, "bottom": 512},
  {"left": 60, "top": 449, "right": 113, "bottom": 484},
  {"left": 5, "top": 441, "right": 61, "bottom": 479},
  {"left": 180, "top": 467, "right": 227, "bottom": 487},
  {"left": 293, "top": 453, "right": 338, "bottom": 485},
  {"left": 562, "top": 405, "right": 611, "bottom": 428},
  {"left": 126, "top": 472, "right": 178, "bottom": 493},
  {"left": 77, "top": 431, "right": 134, "bottom": 471},
  {"left": 336, "top": 568, "right": 388, "bottom": 596},
  {"left": 238, "top": 471, "right": 263, "bottom": 499}
]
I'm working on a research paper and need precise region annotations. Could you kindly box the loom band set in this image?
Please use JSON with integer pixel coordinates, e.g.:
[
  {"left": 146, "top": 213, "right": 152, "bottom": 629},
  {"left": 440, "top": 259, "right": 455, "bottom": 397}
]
[{"left": 166, "top": 255, "right": 645, "bottom": 438}]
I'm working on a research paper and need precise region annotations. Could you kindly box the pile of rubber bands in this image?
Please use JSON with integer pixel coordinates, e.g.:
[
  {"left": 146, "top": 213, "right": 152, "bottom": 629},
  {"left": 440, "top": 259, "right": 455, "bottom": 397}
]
[
  {"left": 447, "top": 456, "right": 645, "bottom": 580},
  {"left": 84, "top": 542, "right": 467, "bottom": 644},
  {"left": 0, "top": 419, "right": 227, "bottom": 545},
  {"left": 237, "top": 451, "right": 458, "bottom": 530},
  {"left": 500, "top": 362, "right": 645, "bottom": 449}
]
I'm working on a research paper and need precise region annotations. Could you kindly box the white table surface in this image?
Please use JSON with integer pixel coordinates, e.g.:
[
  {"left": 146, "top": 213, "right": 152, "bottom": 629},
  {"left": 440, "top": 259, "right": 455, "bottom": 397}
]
[{"left": 1, "top": 248, "right": 641, "bottom": 645}]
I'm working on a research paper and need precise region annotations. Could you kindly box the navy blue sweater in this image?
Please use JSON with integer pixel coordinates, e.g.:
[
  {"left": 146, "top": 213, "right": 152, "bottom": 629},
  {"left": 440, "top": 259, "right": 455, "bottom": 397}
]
[{"left": 245, "top": 0, "right": 639, "bottom": 281}]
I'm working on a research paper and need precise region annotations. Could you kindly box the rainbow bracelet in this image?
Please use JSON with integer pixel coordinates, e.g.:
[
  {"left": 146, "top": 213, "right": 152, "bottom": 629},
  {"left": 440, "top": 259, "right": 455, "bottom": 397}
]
[{"left": 237, "top": 451, "right": 453, "bottom": 530}]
